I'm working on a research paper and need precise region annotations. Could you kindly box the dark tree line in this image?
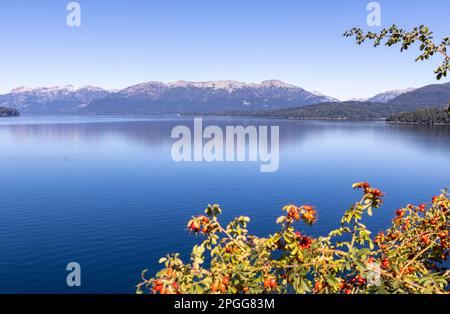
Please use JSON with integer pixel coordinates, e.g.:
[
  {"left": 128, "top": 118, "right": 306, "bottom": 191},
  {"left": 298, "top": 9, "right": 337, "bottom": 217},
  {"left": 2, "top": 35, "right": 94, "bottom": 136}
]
[{"left": 387, "top": 107, "right": 449, "bottom": 124}]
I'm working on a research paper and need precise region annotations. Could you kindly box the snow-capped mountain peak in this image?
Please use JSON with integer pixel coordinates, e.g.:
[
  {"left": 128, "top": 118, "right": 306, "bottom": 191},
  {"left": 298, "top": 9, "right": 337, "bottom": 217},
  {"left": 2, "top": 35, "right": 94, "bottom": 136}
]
[
  {"left": 256, "top": 80, "right": 298, "bottom": 89},
  {"left": 311, "top": 90, "right": 340, "bottom": 102},
  {"left": 367, "top": 87, "right": 416, "bottom": 103},
  {"left": 8, "top": 85, "right": 110, "bottom": 95},
  {"left": 1, "top": 85, "right": 111, "bottom": 114},
  {"left": 10, "top": 86, "right": 33, "bottom": 94}
]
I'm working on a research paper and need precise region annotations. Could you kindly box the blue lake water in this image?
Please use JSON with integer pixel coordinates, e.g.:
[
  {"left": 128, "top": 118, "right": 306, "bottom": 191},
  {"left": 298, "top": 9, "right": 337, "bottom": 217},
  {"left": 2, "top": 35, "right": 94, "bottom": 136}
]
[{"left": 0, "top": 116, "right": 449, "bottom": 293}]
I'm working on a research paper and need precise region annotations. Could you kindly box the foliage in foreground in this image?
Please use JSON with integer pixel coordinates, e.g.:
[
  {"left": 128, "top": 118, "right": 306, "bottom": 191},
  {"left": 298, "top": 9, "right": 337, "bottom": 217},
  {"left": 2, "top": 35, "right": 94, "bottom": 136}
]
[
  {"left": 137, "top": 184, "right": 450, "bottom": 294},
  {"left": 344, "top": 25, "right": 449, "bottom": 80}
]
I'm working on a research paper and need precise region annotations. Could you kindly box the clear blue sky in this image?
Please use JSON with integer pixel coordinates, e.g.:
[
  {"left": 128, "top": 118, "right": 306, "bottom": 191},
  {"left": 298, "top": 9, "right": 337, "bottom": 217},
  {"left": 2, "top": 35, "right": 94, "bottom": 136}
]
[{"left": 0, "top": 0, "right": 449, "bottom": 99}]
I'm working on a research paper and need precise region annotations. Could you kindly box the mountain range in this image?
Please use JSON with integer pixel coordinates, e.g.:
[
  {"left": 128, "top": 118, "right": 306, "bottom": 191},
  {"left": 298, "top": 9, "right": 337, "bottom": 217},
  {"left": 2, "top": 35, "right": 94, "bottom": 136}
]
[
  {"left": 0, "top": 80, "right": 449, "bottom": 117},
  {"left": 366, "top": 88, "right": 416, "bottom": 103},
  {"left": 347, "top": 88, "right": 416, "bottom": 103},
  {"left": 0, "top": 80, "right": 337, "bottom": 115},
  {"left": 215, "top": 83, "right": 450, "bottom": 120},
  {"left": 0, "top": 85, "right": 110, "bottom": 114}
]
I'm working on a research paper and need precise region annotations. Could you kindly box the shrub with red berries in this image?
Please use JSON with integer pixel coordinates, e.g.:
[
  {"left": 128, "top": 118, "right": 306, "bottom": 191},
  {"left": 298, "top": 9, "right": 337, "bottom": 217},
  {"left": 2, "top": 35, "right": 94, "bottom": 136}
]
[{"left": 137, "top": 183, "right": 450, "bottom": 294}]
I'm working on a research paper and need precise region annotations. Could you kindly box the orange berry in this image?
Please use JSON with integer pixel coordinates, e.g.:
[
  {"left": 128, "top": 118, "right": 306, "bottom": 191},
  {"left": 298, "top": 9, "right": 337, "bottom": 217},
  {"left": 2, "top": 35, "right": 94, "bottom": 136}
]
[
  {"left": 154, "top": 284, "right": 163, "bottom": 292},
  {"left": 268, "top": 278, "right": 277, "bottom": 288},
  {"left": 421, "top": 235, "right": 430, "bottom": 245},
  {"left": 314, "top": 281, "right": 323, "bottom": 292},
  {"left": 222, "top": 276, "right": 230, "bottom": 286}
]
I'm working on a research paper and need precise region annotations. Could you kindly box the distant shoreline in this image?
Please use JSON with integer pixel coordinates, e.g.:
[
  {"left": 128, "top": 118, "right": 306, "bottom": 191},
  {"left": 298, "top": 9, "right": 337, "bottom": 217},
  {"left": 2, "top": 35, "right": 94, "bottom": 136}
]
[
  {"left": 186, "top": 114, "right": 387, "bottom": 122},
  {"left": 203, "top": 114, "right": 450, "bottom": 124},
  {"left": 386, "top": 121, "right": 450, "bottom": 126},
  {"left": 2, "top": 113, "right": 449, "bottom": 125}
]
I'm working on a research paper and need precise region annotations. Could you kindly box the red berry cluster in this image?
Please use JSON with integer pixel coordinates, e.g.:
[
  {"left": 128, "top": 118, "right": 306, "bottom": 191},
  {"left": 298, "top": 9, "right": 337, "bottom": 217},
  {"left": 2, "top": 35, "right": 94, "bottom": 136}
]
[
  {"left": 301, "top": 205, "right": 317, "bottom": 225},
  {"left": 287, "top": 205, "right": 301, "bottom": 221},
  {"left": 349, "top": 275, "right": 366, "bottom": 286},
  {"left": 337, "top": 275, "right": 366, "bottom": 294},
  {"left": 313, "top": 281, "right": 324, "bottom": 292},
  {"left": 396, "top": 209, "right": 405, "bottom": 217},
  {"left": 418, "top": 204, "right": 426, "bottom": 212},
  {"left": 295, "top": 231, "right": 313, "bottom": 249},
  {"left": 374, "top": 232, "right": 385, "bottom": 246},
  {"left": 432, "top": 195, "right": 449, "bottom": 212},
  {"left": 152, "top": 276, "right": 179, "bottom": 294},
  {"left": 211, "top": 276, "right": 230, "bottom": 293},
  {"left": 353, "top": 182, "right": 371, "bottom": 190},
  {"left": 400, "top": 265, "right": 416, "bottom": 275},
  {"left": 188, "top": 215, "right": 211, "bottom": 234},
  {"left": 353, "top": 182, "right": 384, "bottom": 207},
  {"left": 286, "top": 205, "right": 318, "bottom": 225},
  {"left": 366, "top": 188, "right": 384, "bottom": 197},
  {"left": 354, "top": 182, "right": 383, "bottom": 197},
  {"left": 263, "top": 277, "right": 278, "bottom": 290},
  {"left": 381, "top": 258, "right": 390, "bottom": 269}
]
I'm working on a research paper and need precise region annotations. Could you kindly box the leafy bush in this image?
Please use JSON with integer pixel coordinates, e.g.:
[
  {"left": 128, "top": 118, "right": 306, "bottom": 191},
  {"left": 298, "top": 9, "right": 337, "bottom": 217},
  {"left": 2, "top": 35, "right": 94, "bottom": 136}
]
[{"left": 137, "top": 183, "right": 449, "bottom": 294}]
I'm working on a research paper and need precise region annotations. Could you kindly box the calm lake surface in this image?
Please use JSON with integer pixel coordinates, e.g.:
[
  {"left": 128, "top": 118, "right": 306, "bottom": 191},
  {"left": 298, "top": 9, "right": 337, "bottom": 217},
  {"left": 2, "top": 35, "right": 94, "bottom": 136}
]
[{"left": 0, "top": 116, "right": 449, "bottom": 293}]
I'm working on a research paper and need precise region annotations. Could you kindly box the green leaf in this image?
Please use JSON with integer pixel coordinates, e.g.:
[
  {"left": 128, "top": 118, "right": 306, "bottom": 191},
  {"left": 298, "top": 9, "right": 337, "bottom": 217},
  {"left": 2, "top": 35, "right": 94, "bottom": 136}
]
[{"left": 158, "top": 257, "right": 167, "bottom": 264}]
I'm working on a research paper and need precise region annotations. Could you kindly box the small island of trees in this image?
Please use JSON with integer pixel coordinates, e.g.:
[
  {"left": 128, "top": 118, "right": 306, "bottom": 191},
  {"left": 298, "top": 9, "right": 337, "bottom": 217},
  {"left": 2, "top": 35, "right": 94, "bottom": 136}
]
[{"left": 0, "top": 107, "right": 20, "bottom": 117}]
